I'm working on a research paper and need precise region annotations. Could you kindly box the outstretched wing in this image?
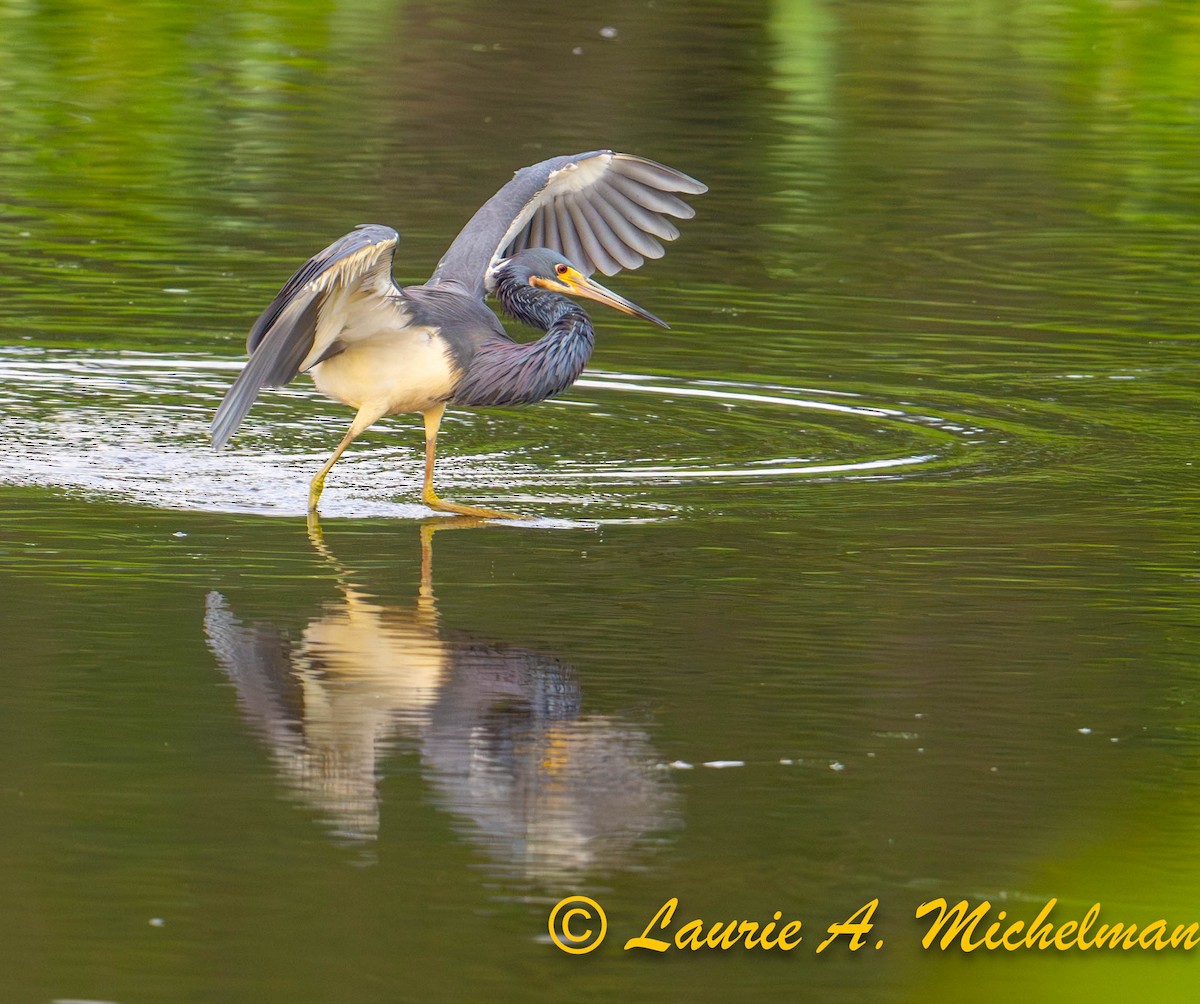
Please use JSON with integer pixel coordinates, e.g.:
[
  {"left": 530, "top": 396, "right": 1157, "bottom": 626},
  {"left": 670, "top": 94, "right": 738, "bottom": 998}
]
[
  {"left": 429, "top": 150, "right": 706, "bottom": 297},
  {"left": 211, "top": 225, "right": 401, "bottom": 449}
]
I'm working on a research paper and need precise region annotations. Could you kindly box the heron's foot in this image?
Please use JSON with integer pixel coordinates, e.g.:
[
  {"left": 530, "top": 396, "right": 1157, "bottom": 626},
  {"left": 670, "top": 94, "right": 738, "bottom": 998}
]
[
  {"left": 307, "top": 477, "right": 326, "bottom": 514},
  {"left": 421, "top": 488, "right": 529, "bottom": 521}
]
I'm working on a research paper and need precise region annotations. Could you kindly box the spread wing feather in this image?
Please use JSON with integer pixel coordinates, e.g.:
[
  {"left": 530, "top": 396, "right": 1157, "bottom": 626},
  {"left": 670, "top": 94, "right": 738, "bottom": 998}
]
[
  {"left": 211, "top": 225, "right": 401, "bottom": 449},
  {"left": 429, "top": 150, "right": 706, "bottom": 295}
]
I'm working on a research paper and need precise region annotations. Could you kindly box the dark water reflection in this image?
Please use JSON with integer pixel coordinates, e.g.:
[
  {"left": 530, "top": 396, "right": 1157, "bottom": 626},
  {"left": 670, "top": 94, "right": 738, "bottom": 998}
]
[{"left": 203, "top": 519, "right": 677, "bottom": 878}]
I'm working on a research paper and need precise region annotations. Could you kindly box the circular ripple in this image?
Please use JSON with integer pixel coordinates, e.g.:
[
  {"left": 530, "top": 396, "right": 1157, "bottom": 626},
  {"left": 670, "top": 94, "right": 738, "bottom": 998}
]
[{"left": 0, "top": 347, "right": 987, "bottom": 519}]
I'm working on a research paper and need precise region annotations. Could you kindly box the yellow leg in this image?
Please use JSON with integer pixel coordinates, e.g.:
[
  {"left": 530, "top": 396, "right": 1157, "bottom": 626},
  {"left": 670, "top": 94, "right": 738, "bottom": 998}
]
[
  {"left": 420, "top": 404, "right": 528, "bottom": 520},
  {"left": 308, "top": 406, "right": 379, "bottom": 514},
  {"left": 417, "top": 515, "right": 488, "bottom": 607}
]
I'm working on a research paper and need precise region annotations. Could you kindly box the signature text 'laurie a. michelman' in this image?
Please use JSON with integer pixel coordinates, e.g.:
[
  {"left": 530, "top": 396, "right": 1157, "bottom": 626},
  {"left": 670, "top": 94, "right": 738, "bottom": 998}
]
[{"left": 614, "top": 897, "right": 1200, "bottom": 953}]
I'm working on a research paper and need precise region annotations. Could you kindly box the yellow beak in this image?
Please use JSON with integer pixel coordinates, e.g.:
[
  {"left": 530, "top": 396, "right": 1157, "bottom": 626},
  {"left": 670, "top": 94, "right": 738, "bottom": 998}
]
[{"left": 539, "top": 267, "right": 670, "bottom": 329}]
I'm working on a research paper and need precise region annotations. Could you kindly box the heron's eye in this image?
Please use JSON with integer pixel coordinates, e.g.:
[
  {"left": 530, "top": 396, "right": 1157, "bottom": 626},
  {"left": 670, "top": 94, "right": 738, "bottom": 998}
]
[{"left": 555, "top": 263, "right": 569, "bottom": 276}]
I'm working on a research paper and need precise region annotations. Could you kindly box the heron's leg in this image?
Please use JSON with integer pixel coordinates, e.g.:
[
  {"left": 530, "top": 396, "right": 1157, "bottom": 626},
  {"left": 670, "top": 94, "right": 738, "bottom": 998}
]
[
  {"left": 420, "top": 404, "right": 528, "bottom": 520},
  {"left": 308, "top": 406, "right": 376, "bottom": 514},
  {"left": 417, "top": 515, "right": 488, "bottom": 608}
]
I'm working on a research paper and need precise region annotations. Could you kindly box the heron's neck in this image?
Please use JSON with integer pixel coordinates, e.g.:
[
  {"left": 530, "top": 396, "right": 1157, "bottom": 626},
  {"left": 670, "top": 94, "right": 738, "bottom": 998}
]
[
  {"left": 495, "top": 279, "right": 577, "bottom": 331},
  {"left": 452, "top": 287, "right": 596, "bottom": 407}
]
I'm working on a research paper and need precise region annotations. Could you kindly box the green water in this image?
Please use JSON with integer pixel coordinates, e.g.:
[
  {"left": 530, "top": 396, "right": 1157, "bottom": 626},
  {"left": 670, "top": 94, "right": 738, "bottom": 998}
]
[{"left": 3, "top": 1, "right": 1200, "bottom": 1001}]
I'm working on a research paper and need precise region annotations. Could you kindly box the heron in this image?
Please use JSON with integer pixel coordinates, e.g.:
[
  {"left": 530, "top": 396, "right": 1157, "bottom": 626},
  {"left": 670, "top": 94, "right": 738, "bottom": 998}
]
[{"left": 210, "top": 150, "right": 706, "bottom": 519}]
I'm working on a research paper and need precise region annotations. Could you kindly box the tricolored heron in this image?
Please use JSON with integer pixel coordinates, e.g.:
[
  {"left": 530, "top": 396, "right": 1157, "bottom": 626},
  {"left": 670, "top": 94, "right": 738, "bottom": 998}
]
[{"left": 210, "top": 150, "right": 706, "bottom": 519}]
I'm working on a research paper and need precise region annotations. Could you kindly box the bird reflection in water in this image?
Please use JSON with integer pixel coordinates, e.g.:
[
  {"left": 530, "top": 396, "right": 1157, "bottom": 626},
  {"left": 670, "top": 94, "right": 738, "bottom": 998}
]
[{"left": 203, "top": 518, "right": 677, "bottom": 881}]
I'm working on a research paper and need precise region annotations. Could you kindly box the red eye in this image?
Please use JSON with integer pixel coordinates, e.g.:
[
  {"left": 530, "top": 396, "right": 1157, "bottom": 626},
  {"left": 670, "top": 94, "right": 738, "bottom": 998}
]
[{"left": 555, "top": 263, "right": 568, "bottom": 276}]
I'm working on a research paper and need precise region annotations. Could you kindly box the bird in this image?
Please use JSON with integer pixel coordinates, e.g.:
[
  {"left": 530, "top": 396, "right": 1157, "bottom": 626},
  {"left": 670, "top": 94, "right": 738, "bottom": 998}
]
[
  {"left": 210, "top": 150, "right": 706, "bottom": 519},
  {"left": 204, "top": 517, "right": 677, "bottom": 860}
]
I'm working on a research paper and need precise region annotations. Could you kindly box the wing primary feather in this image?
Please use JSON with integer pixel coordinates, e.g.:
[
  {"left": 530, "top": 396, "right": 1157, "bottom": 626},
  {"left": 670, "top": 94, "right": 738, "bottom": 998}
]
[
  {"left": 570, "top": 198, "right": 623, "bottom": 276},
  {"left": 211, "top": 299, "right": 319, "bottom": 449},
  {"left": 611, "top": 154, "right": 709, "bottom": 195},
  {"left": 554, "top": 198, "right": 587, "bottom": 268},
  {"left": 576, "top": 197, "right": 636, "bottom": 266},
  {"left": 431, "top": 150, "right": 703, "bottom": 293},
  {"left": 542, "top": 200, "right": 561, "bottom": 255},
  {"left": 593, "top": 186, "right": 669, "bottom": 255},
  {"left": 605, "top": 172, "right": 696, "bottom": 219},
  {"left": 529, "top": 207, "right": 545, "bottom": 250},
  {"left": 594, "top": 180, "right": 676, "bottom": 241}
]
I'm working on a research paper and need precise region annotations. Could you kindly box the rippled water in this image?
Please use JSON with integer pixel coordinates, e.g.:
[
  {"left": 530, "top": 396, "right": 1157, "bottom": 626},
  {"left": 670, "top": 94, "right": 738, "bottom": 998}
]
[
  {"left": 3, "top": 2, "right": 1200, "bottom": 1002},
  {"left": 0, "top": 348, "right": 959, "bottom": 517}
]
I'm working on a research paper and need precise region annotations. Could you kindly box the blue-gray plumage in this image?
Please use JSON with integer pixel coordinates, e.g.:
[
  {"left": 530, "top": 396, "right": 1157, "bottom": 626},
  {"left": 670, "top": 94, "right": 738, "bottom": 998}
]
[
  {"left": 210, "top": 150, "right": 705, "bottom": 519},
  {"left": 453, "top": 249, "right": 667, "bottom": 408}
]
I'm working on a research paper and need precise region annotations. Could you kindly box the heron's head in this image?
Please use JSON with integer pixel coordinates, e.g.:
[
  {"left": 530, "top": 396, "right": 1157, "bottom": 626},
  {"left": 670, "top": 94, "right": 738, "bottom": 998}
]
[{"left": 493, "top": 248, "right": 669, "bottom": 329}]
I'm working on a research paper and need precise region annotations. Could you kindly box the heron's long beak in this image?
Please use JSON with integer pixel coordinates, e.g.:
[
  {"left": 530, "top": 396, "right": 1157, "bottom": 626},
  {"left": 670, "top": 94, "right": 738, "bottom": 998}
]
[{"left": 552, "top": 268, "right": 670, "bottom": 329}]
